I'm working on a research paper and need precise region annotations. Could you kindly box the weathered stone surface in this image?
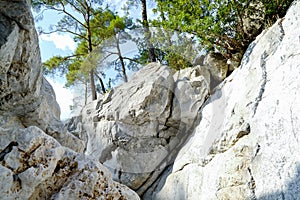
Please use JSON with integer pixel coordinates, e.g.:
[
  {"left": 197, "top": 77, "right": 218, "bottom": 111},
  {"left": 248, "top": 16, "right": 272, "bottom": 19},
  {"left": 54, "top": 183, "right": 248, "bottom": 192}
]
[
  {"left": 0, "top": 0, "right": 58, "bottom": 130},
  {"left": 144, "top": 1, "right": 300, "bottom": 199},
  {"left": 203, "top": 51, "right": 229, "bottom": 89},
  {"left": 0, "top": 1, "right": 139, "bottom": 199},
  {"left": 0, "top": 0, "right": 84, "bottom": 152},
  {"left": 0, "top": 126, "right": 139, "bottom": 200},
  {"left": 70, "top": 63, "right": 209, "bottom": 195},
  {"left": 0, "top": 0, "right": 43, "bottom": 116}
]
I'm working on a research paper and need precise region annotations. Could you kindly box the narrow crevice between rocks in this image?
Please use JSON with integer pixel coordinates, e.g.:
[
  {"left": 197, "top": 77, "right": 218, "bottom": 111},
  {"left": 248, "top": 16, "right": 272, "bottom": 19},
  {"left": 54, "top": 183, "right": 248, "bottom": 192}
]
[
  {"left": 0, "top": 141, "right": 18, "bottom": 161},
  {"left": 159, "top": 82, "right": 176, "bottom": 137},
  {"left": 135, "top": 168, "right": 162, "bottom": 196},
  {"left": 138, "top": 94, "right": 210, "bottom": 196},
  {"left": 141, "top": 164, "right": 173, "bottom": 199}
]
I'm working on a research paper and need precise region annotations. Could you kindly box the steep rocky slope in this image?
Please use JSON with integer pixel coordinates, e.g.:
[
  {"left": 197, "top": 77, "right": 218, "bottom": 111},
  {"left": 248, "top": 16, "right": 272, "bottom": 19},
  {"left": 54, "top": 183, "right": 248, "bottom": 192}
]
[
  {"left": 144, "top": 1, "right": 300, "bottom": 199},
  {"left": 0, "top": 1, "right": 139, "bottom": 199},
  {"left": 66, "top": 1, "right": 300, "bottom": 199}
]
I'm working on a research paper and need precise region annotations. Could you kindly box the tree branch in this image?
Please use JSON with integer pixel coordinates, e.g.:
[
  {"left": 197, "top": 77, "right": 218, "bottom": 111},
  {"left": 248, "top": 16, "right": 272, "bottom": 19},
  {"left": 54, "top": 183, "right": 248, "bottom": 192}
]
[
  {"left": 49, "top": 2, "right": 88, "bottom": 29},
  {"left": 123, "top": 57, "right": 141, "bottom": 64},
  {"left": 41, "top": 28, "right": 88, "bottom": 41}
]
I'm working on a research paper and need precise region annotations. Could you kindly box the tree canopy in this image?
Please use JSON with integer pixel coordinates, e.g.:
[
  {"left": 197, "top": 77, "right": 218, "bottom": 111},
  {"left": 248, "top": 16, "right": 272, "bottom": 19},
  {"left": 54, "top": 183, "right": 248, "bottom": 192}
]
[
  {"left": 33, "top": 0, "right": 294, "bottom": 104},
  {"left": 153, "top": 0, "right": 293, "bottom": 58}
]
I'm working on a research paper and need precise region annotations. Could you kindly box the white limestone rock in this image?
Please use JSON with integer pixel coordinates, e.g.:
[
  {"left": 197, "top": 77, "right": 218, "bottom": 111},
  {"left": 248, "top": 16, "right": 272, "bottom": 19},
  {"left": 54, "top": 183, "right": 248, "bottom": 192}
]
[
  {"left": 0, "top": 1, "right": 140, "bottom": 199},
  {"left": 0, "top": 126, "right": 139, "bottom": 200},
  {"left": 72, "top": 63, "right": 209, "bottom": 195},
  {"left": 0, "top": 0, "right": 58, "bottom": 130},
  {"left": 145, "top": 1, "right": 300, "bottom": 199},
  {"left": 0, "top": 0, "right": 84, "bottom": 152}
]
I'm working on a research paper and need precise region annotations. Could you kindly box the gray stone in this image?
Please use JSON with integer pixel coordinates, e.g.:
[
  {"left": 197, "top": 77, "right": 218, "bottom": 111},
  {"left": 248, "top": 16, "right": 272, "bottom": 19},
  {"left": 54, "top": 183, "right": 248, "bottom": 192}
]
[
  {"left": 0, "top": 126, "right": 139, "bottom": 200},
  {"left": 0, "top": 0, "right": 55, "bottom": 128},
  {"left": 145, "top": 1, "right": 300, "bottom": 199},
  {"left": 0, "top": 0, "right": 84, "bottom": 152},
  {"left": 72, "top": 63, "right": 209, "bottom": 195}
]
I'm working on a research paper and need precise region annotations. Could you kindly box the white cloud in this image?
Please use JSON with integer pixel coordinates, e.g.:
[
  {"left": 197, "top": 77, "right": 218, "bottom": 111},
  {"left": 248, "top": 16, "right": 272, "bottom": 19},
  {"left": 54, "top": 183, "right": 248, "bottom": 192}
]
[
  {"left": 40, "top": 32, "right": 76, "bottom": 52},
  {"left": 47, "top": 78, "right": 73, "bottom": 120}
]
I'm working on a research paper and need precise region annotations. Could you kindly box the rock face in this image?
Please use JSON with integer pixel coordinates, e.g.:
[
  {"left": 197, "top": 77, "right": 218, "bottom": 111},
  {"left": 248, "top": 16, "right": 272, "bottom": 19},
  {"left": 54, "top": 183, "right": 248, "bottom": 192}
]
[
  {"left": 0, "top": 0, "right": 84, "bottom": 152},
  {"left": 0, "top": 1, "right": 139, "bottom": 199},
  {"left": 203, "top": 52, "right": 229, "bottom": 88},
  {"left": 144, "top": 1, "right": 300, "bottom": 199},
  {"left": 69, "top": 63, "right": 209, "bottom": 195},
  {"left": 0, "top": 126, "right": 139, "bottom": 200},
  {"left": 0, "top": 0, "right": 57, "bottom": 130}
]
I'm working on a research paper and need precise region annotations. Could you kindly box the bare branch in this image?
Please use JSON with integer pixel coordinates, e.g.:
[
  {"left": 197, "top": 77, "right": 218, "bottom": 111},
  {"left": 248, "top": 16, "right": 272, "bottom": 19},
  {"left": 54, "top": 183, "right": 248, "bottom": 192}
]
[
  {"left": 49, "top": 2, "right": 88, "bottom": 29},
  {"left": 123, "top": 57, "right": 141, "bottom": 63},
  {"left": 41, "top": 28, "right": 88, "bottom": 41},
  {"left": 105, "top": 50, "right": 119, "bottom": 55}
]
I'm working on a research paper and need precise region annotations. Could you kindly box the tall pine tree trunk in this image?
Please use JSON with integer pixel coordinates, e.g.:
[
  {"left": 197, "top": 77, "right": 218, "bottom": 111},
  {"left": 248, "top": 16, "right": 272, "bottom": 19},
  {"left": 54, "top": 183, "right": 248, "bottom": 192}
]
[
  {"left": 141, "top": 0, "right": 156, "bottom": 62},
  {"left": 116, "top": 34, "right": 128, "bottom": 82},
  {"left": 95, "top": 73, "right": 106, "bottom": 94},
  {"left": 87, "top": 11, "right": 99, "bottom": 100},
  {"left": 84, "top": 80, "right": 88, "bottom": 105}
]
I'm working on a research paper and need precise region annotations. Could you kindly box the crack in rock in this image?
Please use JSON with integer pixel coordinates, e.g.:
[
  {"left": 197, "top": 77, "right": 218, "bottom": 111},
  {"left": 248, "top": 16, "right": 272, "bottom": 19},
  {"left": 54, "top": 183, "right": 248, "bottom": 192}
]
[
  {"left": 248, "top": 167, "right": 257, "bottom": 200},
  {"left": 254, "top": 143, "right": 261, "bottom": 157},
  {"left": 278, "top": 18, "right": 286, "bottom": 41},
  {"left": 201, "top": 122, "right": 251, "bottom": 167},
  {"left": 252, "top": 51, "right": 268, "bottom": 117},
  {"left": 0, "top": 141, "right": 18, "bottom": 161},
  {"left": 174, "top": 162, "right": 192, "bottom": 174}
]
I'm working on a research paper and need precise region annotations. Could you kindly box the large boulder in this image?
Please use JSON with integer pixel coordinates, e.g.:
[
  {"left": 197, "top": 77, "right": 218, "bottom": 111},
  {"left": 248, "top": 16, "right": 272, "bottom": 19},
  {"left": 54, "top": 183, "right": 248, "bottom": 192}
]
[
  {"left": 70, "top": 63, "right": 209, "bottom": 195},
  {"left": 144, "top": 1, "right": 300, "bottom": 199}
]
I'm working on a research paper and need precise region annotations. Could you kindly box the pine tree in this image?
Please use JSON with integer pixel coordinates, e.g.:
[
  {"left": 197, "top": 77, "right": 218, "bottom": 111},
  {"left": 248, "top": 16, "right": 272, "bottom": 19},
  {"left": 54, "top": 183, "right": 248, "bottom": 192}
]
[{"left": 32, "top": 0, "right": 106, "bottom": 100}]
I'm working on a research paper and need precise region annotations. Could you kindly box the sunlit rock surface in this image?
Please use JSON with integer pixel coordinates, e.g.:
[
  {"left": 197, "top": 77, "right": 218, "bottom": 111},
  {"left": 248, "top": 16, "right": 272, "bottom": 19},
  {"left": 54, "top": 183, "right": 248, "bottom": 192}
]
[
  {"left": 70, "top": 63, "right": 209, "bottom": 195},
  {"left": 144, "top": 1, "right": 300, "bottom": 199}
]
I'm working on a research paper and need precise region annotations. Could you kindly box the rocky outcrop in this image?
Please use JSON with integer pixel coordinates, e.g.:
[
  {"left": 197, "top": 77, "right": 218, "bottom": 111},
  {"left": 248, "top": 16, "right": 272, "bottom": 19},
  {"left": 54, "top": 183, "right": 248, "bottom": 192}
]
[
  {"left": 192, "top": 51, "right": 241, "bottom": 91},
  {"left": 0, "top": 1, "right": 139, "bottom": 199},
  {"left": 0, "top": 0, "right": 56, "bottom": 129},
  {"left": 144, "top": 1, "right": 300, "bottom": 199},
  {"left": 0, "top": 0, "right": 84, "bottom": 152},
  {"left": 68, "top": 63, "right": 210, "bottom": 195},
  {"left": 0, "top": 126, "right": 139, "bottom": 200}
]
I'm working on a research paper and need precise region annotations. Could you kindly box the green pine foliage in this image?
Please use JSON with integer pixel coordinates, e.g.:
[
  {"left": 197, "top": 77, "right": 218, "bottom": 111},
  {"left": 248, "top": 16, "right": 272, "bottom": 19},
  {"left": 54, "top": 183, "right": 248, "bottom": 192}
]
[{"left": 153, "top": 0, "right": 293, "bottom": 60}]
